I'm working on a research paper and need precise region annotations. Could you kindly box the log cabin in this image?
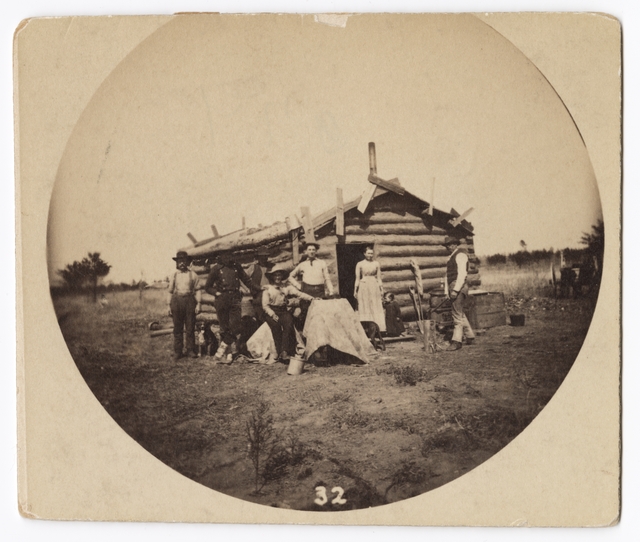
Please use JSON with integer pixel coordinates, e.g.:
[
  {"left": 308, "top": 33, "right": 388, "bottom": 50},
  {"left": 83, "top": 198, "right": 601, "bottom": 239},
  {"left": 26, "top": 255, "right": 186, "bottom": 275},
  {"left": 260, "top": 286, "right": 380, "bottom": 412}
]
[{"left": 179, "top": 143, "right": 479, "bottom": 323}]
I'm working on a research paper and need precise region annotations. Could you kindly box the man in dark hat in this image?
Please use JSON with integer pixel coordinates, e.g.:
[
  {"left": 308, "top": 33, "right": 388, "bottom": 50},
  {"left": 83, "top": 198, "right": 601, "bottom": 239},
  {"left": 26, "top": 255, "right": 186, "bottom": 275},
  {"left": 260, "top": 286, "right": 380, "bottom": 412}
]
[
  {"left": 249, "top": 247, "right": 273, "bottom": 321},
  {"left": 443, "top": 236, "right": 476, "bottom": 351},
  {"left": 205, "top": 250, "right": 253, "bottom": 362},
  {"left": 168, "top": 251, "right": 200, "bottom": 360},
  {"left": 289, "top": 241, "right": 334, "bottom": 326}
]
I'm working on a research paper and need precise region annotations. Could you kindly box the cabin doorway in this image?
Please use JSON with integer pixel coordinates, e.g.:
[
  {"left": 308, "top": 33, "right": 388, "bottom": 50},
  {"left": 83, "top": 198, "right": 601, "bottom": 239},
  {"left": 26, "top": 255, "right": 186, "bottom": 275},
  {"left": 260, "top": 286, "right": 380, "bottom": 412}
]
[{"left": 336, "top": 243, "right": 369, "bottom": 310}]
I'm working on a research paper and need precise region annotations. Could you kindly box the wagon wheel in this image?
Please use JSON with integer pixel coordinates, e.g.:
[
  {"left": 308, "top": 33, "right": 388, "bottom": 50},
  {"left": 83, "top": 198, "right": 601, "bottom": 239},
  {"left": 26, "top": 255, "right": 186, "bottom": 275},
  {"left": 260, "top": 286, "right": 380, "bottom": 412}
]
[{"left": 550, "top": 263, "right": 558, "bottom": 298}]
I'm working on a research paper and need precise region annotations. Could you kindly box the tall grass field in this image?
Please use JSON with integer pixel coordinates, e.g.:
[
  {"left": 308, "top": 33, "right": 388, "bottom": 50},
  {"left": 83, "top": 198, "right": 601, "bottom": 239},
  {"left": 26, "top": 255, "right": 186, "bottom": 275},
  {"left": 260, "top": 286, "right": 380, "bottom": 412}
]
[{"left": 479, "top": 260, "right": 556, "bottom": 298}]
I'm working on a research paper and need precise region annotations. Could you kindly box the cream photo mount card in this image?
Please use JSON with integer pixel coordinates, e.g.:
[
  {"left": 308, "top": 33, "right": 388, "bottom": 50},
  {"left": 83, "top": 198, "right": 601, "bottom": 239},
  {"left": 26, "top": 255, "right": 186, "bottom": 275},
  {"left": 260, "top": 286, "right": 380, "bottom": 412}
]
[{"left": 15, "top": 12, "right": 621, "bottom": 525}]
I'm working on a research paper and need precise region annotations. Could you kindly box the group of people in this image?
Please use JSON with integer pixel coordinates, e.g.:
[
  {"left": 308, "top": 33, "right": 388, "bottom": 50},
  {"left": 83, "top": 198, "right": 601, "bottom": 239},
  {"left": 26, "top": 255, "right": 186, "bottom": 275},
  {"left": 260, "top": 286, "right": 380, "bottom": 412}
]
[
  {"left": 167, "top": 241, "right": 336, "bottom": 363},
  {"left": 167, "top": 233, "right": 475, "bottom": 361}
]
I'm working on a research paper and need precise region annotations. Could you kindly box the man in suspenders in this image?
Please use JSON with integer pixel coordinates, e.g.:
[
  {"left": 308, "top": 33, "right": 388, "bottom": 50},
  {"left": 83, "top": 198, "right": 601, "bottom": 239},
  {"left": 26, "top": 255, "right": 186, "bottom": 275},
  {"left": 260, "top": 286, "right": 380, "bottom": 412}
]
[
  {"left": 443, "top": 236, "right": 476, "bottom": 351},
  {"left": 168, "top": 251, "right": 199, "bottom": 360}
]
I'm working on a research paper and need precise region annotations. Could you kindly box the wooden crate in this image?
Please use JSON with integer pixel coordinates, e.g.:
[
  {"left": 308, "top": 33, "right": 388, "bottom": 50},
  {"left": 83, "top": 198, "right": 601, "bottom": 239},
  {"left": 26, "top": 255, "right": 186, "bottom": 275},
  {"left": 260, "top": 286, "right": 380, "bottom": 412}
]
[{"left": 466, "top": 291, "right": 507, "bottom": 329}]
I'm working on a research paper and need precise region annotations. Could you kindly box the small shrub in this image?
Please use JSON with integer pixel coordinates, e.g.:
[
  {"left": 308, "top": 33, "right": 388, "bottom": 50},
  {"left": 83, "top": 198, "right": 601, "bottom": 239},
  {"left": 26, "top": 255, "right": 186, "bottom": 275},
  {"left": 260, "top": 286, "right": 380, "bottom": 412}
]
[
  {"left": 246, "top": 399, "right": 282, "bottom": 493},
  {"left": 392, "top": 366, "right": 421, "bottom": 386},
  {"left": 385, "top": 460, "right": 429, "bottom": 498},
  {"left": 391, "top": 365, "right": 437, "bottom": 386},
  {"left": 331, "top": 407, "right": 372, "bottom": 429}
]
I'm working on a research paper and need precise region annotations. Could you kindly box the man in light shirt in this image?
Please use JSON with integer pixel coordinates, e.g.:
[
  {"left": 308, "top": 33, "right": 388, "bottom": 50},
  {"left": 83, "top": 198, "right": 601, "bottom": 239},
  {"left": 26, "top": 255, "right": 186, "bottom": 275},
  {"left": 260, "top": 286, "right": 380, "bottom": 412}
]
[
  {"left": 168, "top": 251, "right": 200, "bottom": 360},
  {"left": 443, "top": 236, "right": 476, "bottom": 351},
  {"left": 289, "top": 241, "right": 335, "bottom": 326}
]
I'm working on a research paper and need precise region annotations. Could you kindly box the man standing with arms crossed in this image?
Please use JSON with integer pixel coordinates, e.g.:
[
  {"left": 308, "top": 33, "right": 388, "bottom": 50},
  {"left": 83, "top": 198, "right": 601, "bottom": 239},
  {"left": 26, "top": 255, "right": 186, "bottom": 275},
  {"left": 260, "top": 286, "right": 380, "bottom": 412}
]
[{"left": 443, "top": 236, "right": 476, "bottom": 351}]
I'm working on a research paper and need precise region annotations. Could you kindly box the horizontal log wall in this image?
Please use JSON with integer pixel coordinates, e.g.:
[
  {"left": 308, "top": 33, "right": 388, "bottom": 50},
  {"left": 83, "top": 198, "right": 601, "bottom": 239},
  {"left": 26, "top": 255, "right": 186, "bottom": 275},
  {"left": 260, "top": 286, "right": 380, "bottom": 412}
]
[
  {"left": 383, "top": 266, "right": 448, "bottom": 283},
  {"left": 376, "top": 245, "right": 450, "bottom": 258},
  {"left": 196, "top": 313, "right": 219, "bottom": 323},
  {"left": 345, "top": 223, "right": 440, "bottom": 236},
  {"left": 346, "top": 211, "right": 430, "bottom": 225},
  {"left": 343, "top": 205, "right": 479, "bottom": 319},
  {"left": 342, "top": 233, "right": 446, "bottom": 246}
]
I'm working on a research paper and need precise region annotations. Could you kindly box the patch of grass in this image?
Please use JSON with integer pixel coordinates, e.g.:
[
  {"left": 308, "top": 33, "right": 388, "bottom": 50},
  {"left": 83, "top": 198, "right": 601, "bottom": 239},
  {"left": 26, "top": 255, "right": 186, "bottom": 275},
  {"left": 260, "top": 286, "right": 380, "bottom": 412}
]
[
  {"left": 330, "top": 407, "right": 373, "bottom": 429},
  {"left": 421, "top": 403, "right": 533, "bottom": 457},
  {"left": 385, "top": 460, "right": 429, "bottom": 498},
  {"left": 480, "top": 261, "right": 555, "bottom": 298},
  {"left": 390, "top": 365, "right": 438, "bottom": 386},
  {"left": 330, "top": 390, "right": 353, "bottom": 403}
]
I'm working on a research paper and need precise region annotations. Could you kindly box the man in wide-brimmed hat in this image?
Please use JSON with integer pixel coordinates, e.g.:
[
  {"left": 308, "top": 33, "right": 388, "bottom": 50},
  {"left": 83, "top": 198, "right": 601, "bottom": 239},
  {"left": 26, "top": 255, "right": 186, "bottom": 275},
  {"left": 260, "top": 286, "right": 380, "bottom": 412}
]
[
  {"left": 249, "top": 247, "right": 274, "bottom": 320},
  {"left": 289, "top": 241, "right": 334, "bottom": 326},
  {"left": 168, "top": 251, "right": 200, "bottom": 360},
  {"left": 261, "top": 263, "right": 316, "bottom": 361},
  {"left": 443, "top": 235, "right": 475, "bottom": 351},
  {"left": 204, "top": 249, "right": 253, "bottom": 362}
]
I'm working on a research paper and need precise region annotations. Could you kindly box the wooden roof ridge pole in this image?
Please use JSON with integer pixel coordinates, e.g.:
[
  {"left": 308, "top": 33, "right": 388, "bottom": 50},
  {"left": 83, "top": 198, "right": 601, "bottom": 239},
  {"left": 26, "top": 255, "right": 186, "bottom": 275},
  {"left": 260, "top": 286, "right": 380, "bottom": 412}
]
[
  {"left": 449, "top": 207, "right": 475, "bottom": 228},
  {"left": 368, "top": 174, "right": 404, "bottom": 195},
  {"left": 300, "top": 206, "right": 316, "bottom": 242},
  {"left": 187, "top": 232, "right": 198, "bottom": 244},
  {"left": 336, "top": 187, "right": 345, "bottom": 236}
]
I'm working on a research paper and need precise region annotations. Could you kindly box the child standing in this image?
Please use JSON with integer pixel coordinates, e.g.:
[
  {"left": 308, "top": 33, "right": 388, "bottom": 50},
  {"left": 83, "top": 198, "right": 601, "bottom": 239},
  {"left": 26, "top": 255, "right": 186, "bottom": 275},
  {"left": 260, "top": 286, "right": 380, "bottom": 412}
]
[{"left": 383, "top": 292, "right": 405, "bottom": 337}]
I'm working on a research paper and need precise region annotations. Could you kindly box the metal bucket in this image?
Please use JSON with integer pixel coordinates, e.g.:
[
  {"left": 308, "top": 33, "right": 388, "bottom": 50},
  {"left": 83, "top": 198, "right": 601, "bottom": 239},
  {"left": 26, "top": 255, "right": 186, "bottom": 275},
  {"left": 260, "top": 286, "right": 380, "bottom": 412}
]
[
  {"left": 509, "top": 314, "right": 525, "bottom": 326},
  {"left": 287, "top": 357, "right": 305, "bottom": 375}
]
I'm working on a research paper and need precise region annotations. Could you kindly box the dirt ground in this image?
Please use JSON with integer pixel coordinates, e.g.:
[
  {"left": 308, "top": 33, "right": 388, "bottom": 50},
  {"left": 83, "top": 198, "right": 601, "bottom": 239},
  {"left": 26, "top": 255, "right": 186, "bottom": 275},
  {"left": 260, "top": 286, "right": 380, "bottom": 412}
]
[{"left": 57, "top": 292, "right": 596, "bottom": 511}]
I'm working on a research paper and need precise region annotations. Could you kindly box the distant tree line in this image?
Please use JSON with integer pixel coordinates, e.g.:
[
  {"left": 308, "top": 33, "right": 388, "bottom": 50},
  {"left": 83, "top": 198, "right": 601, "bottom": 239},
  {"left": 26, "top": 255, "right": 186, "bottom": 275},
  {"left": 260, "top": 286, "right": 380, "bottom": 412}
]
[
  {"left": 483, "top": 220, "right": 604, "bottom": 269},
  {"left": 55, "top": 252, "right": 111, "bottom": 302},
  {"left": 484, "top": 248, "right": 585, "bottom": 267},
  {"left": 52, "top": 252, "right": 172, "bottom": 300}
]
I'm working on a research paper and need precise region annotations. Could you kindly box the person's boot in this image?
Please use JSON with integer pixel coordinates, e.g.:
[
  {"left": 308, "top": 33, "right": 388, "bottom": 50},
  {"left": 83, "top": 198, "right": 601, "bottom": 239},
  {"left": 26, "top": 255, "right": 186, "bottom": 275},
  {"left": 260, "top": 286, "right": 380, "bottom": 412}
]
[
  {"left": 465, "top": 338, "right": 475, "bottom": 346},
  {"left": 173, "top": 334, "right": 184, "bottom": 361},
  {"left": 219, "top": 342, "right": 235, "bottom": 364},
  {"left": 279, "top": 350, "right": 290, "bottom": 362},
  {"left": 214, "top": 341, "right": 229, "bottom": 361},
  {"left": 446, "top": 340, "right": 462, "bottom": 351}
]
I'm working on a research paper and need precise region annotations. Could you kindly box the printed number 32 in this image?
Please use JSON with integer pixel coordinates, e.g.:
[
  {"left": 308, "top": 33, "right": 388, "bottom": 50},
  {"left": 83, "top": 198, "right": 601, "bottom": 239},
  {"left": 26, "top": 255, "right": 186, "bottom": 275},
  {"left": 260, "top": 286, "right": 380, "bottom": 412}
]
[{"left": 315, "top": 486, "right": 347, "bottom": 506}]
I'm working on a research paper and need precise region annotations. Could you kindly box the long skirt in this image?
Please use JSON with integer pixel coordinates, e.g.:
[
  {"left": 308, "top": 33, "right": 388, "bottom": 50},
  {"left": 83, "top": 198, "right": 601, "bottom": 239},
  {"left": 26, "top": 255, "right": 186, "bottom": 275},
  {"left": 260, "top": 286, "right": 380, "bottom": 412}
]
[{"left": 356, "top": 277, "right": 386, "bottom": 332}]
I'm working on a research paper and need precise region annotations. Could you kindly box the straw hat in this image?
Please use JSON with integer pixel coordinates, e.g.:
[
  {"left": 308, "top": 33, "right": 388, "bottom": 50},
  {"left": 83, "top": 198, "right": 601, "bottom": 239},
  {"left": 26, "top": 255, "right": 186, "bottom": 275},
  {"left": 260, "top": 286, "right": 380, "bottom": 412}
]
[{"left": 265, "top": 263, "right": 291, "bottom": 280}]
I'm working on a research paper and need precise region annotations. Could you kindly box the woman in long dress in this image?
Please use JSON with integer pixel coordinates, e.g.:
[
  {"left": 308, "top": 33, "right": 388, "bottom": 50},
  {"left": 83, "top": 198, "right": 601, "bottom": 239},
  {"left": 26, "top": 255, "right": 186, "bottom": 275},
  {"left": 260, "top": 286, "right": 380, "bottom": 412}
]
[{"left": 354, "top": 246, "right": 386, "bottom": 332}]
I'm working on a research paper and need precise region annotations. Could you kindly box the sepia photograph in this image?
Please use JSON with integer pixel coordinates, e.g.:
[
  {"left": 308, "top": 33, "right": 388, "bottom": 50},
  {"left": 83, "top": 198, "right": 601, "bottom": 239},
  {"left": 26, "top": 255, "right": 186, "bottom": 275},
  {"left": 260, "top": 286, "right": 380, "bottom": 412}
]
[{"left": 14, "top": 7, "right": 623, "bottom": 530}]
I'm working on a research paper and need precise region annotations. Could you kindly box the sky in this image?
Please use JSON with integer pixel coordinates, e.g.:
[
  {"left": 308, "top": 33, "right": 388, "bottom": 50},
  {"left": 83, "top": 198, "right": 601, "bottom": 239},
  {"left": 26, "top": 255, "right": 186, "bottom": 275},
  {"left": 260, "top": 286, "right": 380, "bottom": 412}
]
[{"left": 47, "top": 13, "right": 602, "bottom": 284}]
